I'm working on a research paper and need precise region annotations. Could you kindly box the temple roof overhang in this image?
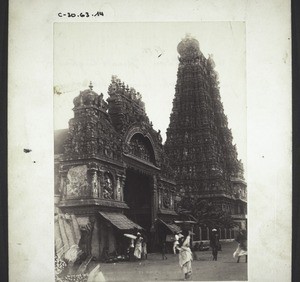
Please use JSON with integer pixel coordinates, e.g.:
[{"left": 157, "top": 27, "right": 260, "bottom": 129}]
[
  {"left": 99, "top": 211, "right": 143, "bottom": 231},
  {"left": 157, "top": 218, "right": 181, "bottom": 234}
]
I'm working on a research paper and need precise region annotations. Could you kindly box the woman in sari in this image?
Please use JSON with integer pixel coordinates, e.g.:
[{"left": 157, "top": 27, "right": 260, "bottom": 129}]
[{"left": 176, "top": 230, "right": 193, "bottom": 280}]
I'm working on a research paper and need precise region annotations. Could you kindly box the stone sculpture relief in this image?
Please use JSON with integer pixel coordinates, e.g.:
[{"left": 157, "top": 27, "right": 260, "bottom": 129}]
[{"left": 66, "top": 165, "right": 89, "bottom": 197}]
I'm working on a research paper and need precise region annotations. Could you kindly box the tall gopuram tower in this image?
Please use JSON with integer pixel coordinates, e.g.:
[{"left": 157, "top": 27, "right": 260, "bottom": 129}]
[{"left": 164, "top": 35, "right": 247, "bottom": 227}]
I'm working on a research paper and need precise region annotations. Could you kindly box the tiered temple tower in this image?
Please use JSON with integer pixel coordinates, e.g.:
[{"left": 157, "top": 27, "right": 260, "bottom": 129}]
[
  {"left": 55, "top": 77, "right": 179, "bottom": 257},
  {"left": 164, "top": 35, "right": 246, "bottom": 220}
]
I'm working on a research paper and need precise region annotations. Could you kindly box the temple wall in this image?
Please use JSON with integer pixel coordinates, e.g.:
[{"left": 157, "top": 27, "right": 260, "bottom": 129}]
[
  {"left": 98, "top": 220, "right": 106, "bottom": 258},
  {"left": 108, "top": 225, "right": 116, "bottom": 253}
]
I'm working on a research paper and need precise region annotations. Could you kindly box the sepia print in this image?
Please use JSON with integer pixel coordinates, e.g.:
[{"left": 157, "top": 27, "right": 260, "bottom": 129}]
[
  {"left": 7, "top": 1, "right": 291, "bottom": 281},
  {"left": 53, "top": 22, "right": 247, "bottom": 281}
]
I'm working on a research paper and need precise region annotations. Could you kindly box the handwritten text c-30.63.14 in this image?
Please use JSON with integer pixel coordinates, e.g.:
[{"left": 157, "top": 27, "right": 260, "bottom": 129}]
[{"left": 57, "top": 12, "right": 104, "bottom": 18}]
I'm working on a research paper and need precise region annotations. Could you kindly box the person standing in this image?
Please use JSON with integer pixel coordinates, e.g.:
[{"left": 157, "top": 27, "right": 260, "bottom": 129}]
[
  {"left": 161, "top": 242, "right": 168, "bottom": 260},
  {"left": 141, "top": 232, "right": 148, "bottom": 260},
  {"left": 134, "top": 232, "right": 143, "bottom": 260},
  {"left": 129, "top": 238, "right": 135, "bottom": 261},
  {"left": 210, "top": 228, "right": 220, "bottom": 261},
  {"left": 233, "top": 229, "right": 247, "bottom": 263},
  {"left": 176, "top": 230, "right": 193, "bottom": 280},
  {"left": 142, "top": 241, "right": 147, "bottom": 260},
  {"left": 173, "top": 232, "right": 180, "bottom": 254}
]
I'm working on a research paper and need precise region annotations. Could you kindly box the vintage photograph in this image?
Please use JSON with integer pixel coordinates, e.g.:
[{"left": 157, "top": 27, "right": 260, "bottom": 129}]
[{"left": 53, "top": 22, "right": 247, "bottom": 281}]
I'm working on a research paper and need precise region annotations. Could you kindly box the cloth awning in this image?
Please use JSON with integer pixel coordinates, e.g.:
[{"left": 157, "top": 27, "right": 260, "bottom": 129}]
[
  {"left": 99, "top": 211, "right": 143, "bottom": 231},
  {"left": 158, "top": 218, "right": 181, "bottom": 234}
]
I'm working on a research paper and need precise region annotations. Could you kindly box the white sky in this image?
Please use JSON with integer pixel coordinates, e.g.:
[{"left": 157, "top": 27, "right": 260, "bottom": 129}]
[{"left": 54, "top": 22, "right": 246, "bottom": 174}]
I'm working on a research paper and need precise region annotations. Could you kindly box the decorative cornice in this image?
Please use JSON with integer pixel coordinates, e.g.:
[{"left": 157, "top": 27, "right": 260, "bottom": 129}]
[
  {"left": 231, "top": 214, "right": 247, "bottom": 220},
  {"left": 159, "top": 177, "right": 176, "bottom": 186},
  {"left": 60, "top": 156, "right": 125, "bottom": 169},
  {"left": 58, "top": 198, "right": 129, "bottom": 209},
  {"left": 123, "top": 153, "right": 161, "bottom": 173},
  {"left": 195, "top": 193, "right": 245, "bottom": 201}
]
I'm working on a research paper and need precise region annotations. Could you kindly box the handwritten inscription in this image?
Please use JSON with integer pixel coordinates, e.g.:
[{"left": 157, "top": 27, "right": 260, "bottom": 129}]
[{"left": 58, "top": 11, "right": 104, "bottom": 18}]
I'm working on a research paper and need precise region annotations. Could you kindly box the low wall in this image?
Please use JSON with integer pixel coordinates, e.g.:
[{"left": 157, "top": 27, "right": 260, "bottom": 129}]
[{"left": 192, "top": 239, "right": 235, "bottom": 246}]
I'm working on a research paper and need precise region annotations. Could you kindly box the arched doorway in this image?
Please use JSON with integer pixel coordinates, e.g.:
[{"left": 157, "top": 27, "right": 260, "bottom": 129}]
[
  {"left": 123, "top": 132, "right": 159, "bottom": 251},
  {"left": 124, "top": 168, "right": 152, "bottom": 231}
]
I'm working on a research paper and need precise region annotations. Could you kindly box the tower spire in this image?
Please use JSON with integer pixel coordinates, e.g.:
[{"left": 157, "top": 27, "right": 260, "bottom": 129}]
[
  {"left": 165, "top": 36, "right": 245, "bottom": 204},
  {"left": 89, "top": 81, "right": 93, "bottom": 90}
]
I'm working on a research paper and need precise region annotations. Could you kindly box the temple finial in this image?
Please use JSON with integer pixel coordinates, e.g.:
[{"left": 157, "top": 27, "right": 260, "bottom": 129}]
[{"left": 89, "top": 81, "right": 93, "bottom": 90}]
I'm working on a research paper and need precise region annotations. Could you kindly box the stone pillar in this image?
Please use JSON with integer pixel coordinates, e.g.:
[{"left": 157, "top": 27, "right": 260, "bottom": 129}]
[
  {"left": 91, "top": 169, "right": 99, "bottom": 198},
  {"left": 150, "top": 175, "right": 158, "bottom": 250},
  {"left": 191, "top": 225, "right": 194, "bottom": 242},
  {"left": 98, "top": 170, "right": 105, "bottom": 198},
  {"left": 116, "top": 175, "right": 122, "bottom": 201},
  {"left": 151, "top": 175, "right": 158, "bottom": 225},
  {"left": 158, "top": 190, "right": 162, "bottom": 208},
  {"left": 120, "top": 175, "right": 126, "bottom": 202},
  {"left": 199, "top": 226, "right": 202, "bottom": 241}
]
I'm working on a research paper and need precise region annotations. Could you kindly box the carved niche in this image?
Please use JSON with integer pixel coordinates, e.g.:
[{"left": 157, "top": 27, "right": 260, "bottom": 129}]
[
  {"left": 102, "top": 172, "right": 114, "bottom": 200},
  {"left": 66, "top": 165, "right": 89, "bottom": 198},
  {"left": 116, "top": 175, "right": 125, "bottom": 201},
  {"left": 91, "top": 170, "right": 99, "bottom": 198},
  {"left": 158, "top": 182, "right": 173, "bottom": 210},
  {"left": 163, "top": 190, "right": 172, "bottom": 209}
]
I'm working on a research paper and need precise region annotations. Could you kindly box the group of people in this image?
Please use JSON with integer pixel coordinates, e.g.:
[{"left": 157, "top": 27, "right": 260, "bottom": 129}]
[
  {"left": 169, "top": 228, "right": 247, "bottom": 281},
  {"left": 125, "top": 228, "right": 247, "bottom": 281},
  {"left": 210, "top": 228, "right": 247, "bottom": 263}
]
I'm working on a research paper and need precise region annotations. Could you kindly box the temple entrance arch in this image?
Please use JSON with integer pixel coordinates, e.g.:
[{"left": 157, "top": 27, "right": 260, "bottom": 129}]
[
  {"left": 124, "top": 168, "right": 152, "bottom": 231},
  {"left": 126, "top": 133, "right": 156, "bottom": 165},
  {"left": 123, "top": 131, "right": 160, "bottom": 251}
]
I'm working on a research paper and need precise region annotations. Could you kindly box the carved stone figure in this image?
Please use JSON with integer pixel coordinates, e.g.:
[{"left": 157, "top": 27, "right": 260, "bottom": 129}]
[
  {"left": 163, "top": 191, "right": 171, "bottom": 209},
  {"left": 103, "top": 174, "right": 114, "bottom": 199},
  {"left": 91, "top": 171, "right": 99, "bottom": 198},
  {"left": 66, "top": 165, "right": 89, "bottom": 197}
]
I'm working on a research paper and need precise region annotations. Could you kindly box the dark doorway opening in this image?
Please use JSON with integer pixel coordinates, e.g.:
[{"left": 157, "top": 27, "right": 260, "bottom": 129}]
[{"left": 124, "top": 168, "right": 152, "bottom": 247}]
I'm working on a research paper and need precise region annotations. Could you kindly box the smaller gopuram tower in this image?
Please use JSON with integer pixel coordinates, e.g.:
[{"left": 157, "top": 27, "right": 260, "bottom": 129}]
[
  {"left": 164, "top": 35, "right": 246, "bottom": 223},
  {"left": 55, "top": 78, "right": 179, "bottom": 257}
]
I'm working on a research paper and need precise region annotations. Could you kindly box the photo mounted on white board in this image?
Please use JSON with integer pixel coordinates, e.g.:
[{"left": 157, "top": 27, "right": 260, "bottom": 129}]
[
  {"left": 53, "top": 22, "right": 247, "bottom": 281},
  {"left": 7, "top": 1, "right": 291, "bottom": 282}
]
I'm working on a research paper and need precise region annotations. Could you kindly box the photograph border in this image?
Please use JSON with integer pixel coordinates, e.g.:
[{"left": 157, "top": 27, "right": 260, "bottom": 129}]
[{"left": 8, "top": 1, "right": 292, "bottom": 281}]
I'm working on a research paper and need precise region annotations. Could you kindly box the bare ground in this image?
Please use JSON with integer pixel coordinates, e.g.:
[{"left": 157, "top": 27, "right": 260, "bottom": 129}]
[{"left": 90, "top": 242, "right": 247, "bottom": 281}]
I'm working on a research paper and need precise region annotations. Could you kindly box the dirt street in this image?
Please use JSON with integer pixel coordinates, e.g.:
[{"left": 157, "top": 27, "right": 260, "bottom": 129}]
[{"left": 91, "top": 242, "right": 247, "bottom": 281}]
